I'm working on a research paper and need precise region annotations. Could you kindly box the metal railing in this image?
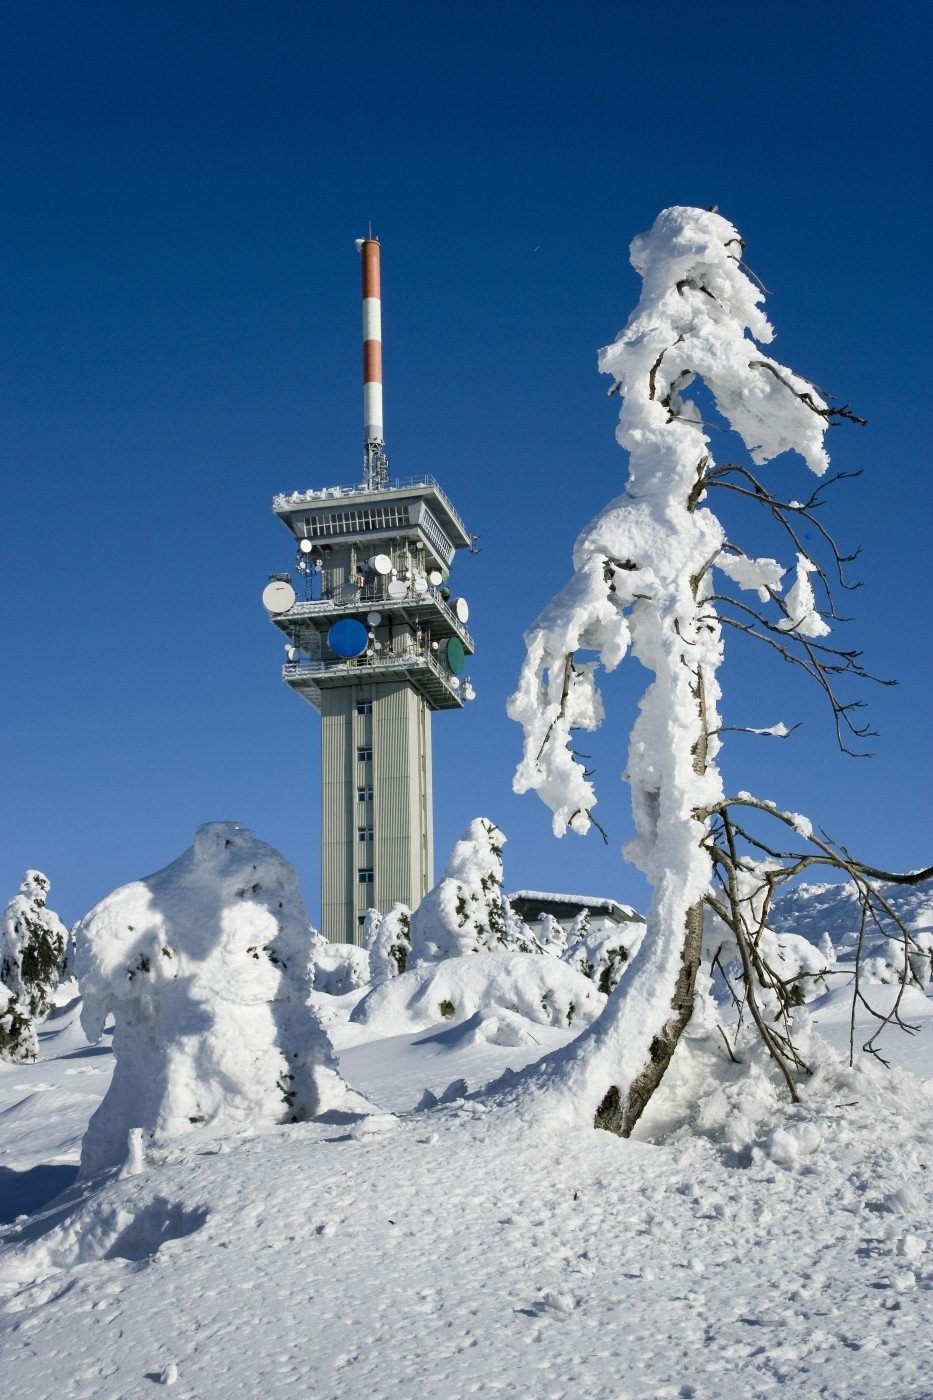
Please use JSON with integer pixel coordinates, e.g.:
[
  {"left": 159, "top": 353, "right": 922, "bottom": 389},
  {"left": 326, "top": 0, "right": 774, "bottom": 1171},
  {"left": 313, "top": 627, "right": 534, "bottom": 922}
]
[
  {"left": 284, "top": 582, "right": 474, "bottom": 650},
  {"left": 284, "top": 641, "right": 466, "bottom": 695},
  {"left": 273, "top": 475, "right": 469, "bottom": 544}
]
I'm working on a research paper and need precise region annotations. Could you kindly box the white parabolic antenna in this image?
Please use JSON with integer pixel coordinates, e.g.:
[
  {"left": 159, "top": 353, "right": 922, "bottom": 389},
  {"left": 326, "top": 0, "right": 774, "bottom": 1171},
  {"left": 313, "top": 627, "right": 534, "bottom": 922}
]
[
  {"left": 428, "top": 568, "right": 443, "bottom": 586},
  {"left": 454, "top": 597, "right": 469, "bottom": 623},
  {"left": 262, "top": 580, "right": 296, "bottom": 614},
  {"left": 387, "top": 579, "right": 407, "bottom": 600},
  {"left": 367, "top": 611, "right": 383, "bottom": 626},
  {"left": 299, "top": 538, "right": 314, "bottom": 554},
  {"left": 372, "top": 553, "right": 393, "bottom": 576},
  {"left": 413, "top": 575, "right": 428, "bottom": 594}
]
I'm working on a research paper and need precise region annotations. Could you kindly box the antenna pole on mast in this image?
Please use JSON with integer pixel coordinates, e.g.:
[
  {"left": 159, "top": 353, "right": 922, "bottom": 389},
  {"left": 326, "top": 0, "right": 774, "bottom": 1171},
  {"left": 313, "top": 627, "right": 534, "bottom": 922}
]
[{"left": 359, "top": 234, "right": 389, "bottom": 490}]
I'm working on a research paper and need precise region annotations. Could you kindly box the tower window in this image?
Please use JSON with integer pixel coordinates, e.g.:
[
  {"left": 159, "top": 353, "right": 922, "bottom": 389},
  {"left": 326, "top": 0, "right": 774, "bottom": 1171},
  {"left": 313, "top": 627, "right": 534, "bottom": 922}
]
[
  {"left": 358, "top": 827, "right": 375, "bottom": 842},
  {"left": 357, "top": 746, "right": 373, "bottom": 763},
  {"left": 357, "top": 786, "right": 374, "bottom": 803},
  {"left": 358, "top": 868, "right": 375, "bottom": 885},
  {"left": 356, "top": 700, "right": 373, "bottom": 715}
]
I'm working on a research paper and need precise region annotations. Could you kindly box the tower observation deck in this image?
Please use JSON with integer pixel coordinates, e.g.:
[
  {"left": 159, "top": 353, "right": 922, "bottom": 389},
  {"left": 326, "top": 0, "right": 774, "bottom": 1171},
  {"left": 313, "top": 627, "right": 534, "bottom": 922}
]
[{"left": 263, "top": 239, "right": 476, "bottom": 944}]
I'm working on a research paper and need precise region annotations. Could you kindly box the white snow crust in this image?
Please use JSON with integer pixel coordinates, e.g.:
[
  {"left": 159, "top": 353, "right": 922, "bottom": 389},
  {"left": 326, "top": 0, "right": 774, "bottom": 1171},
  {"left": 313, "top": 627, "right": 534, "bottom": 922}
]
[
  {"left": 1, "top": 949, "right": 930, "bottom": 1399},
  {"left": 350, "top": 950, "right": 605, "bottom": 1034}
]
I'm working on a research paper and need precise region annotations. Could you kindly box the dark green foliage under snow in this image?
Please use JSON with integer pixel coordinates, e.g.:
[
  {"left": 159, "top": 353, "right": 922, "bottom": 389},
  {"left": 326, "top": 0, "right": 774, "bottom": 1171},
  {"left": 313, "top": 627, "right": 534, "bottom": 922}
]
[{"left": 0, "top": 870, "right": 70, "bottom": 1063}]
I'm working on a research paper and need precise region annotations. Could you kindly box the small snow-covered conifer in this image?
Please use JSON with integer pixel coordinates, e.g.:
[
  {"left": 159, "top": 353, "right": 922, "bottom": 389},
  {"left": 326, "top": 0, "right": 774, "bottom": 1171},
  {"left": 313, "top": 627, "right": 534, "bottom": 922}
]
[
  {"left": 409, "top": 819, "right": 510, "bottom": 963},
  {"left": 364, "top": 903, "right": 412, "bottom": 983},
  {"left": 76, "top": 822, "right": 366, "bottom": 1174},
  {"left": 0, "top": 870, "right": 69, "bottom": 1063}
]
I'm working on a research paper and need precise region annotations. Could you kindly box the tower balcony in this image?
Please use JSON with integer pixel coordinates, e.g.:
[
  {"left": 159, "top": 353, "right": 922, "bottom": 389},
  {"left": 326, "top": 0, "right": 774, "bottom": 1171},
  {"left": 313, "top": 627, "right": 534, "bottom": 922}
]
[{"left": 283, "top": 641, "right": 469, "bottom": 713}]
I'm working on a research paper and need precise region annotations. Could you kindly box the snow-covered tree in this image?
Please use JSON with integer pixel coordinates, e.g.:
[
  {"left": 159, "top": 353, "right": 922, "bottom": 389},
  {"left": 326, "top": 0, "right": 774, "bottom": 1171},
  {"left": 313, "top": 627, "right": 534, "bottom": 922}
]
[
  {"left": 76, "top": 822, "right": 366, "bottom": 1175},
  {"left": 409, "top": 819, "right": 511, "bottom": 963},
  {"left": 364, "top": 902, "right": 413, "bottom": 983},
  {"left": 0, "top": 870, "right": 69, "bottom": 1063},
  {"left": 502, "top": 206, "right": 930, "bottom": 1136}
]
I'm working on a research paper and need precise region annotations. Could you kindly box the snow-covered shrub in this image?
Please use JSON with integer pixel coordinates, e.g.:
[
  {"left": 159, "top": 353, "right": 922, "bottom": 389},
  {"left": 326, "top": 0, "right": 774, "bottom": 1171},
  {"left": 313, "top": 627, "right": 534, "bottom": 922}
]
[
  {"left": 0, "top": 983, "right": 37, "bottom": 1063},
  {"left": 363, "top": 903, "right": 412, "bottom": 983},
  {"left": 0, "top": 870, "right": 69, "bottom": 1063},
  {"left": 350, "top": 950, "right": 605, "bottom": 1034},
  {"left": 563, "top": 915, "right": 647, "bottom": 996},
  {"left": 309, "top": 932, "right": 371, "bottom": 995},
  {"left": 535, "top": 913, "right": 568, "bottom": 958},
  {"left": 409, "top": 819, "right": 511, "bottom": 963},
  {"left": 76, "top": 822, "right": 358, "bottom": 1175}
]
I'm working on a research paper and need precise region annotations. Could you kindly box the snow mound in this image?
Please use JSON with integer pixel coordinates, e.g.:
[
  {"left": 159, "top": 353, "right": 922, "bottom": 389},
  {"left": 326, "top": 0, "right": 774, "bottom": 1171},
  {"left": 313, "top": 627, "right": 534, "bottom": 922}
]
[
  {"left": 75, "top": 822, "right": 358, "bottom": 1175},
  {"left": 414, "top": 1007, "right": 545, "bottom": 1050},
  {"left": 350, "top": 951, "right": 605, "bottom": 1034},
  {"left": 309, "top": 935, "right": 371, "bottom": 994},
  {"left": 771, "top": 879, "right": 933, "bottom": 986}
]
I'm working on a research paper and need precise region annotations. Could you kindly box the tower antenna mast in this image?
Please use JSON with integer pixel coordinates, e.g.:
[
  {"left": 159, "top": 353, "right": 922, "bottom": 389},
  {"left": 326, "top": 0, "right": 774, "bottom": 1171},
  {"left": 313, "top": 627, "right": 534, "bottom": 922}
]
[{"left": 358, "top": 234, "right": 389, "bottom": 490}]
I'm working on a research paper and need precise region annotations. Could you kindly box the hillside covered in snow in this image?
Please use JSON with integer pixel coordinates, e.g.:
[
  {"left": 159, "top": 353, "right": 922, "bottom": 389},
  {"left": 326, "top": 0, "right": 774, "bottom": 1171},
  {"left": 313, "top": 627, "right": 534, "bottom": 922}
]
[{"left": 1, "top": 859, "right": 931, "bottom": 1398}]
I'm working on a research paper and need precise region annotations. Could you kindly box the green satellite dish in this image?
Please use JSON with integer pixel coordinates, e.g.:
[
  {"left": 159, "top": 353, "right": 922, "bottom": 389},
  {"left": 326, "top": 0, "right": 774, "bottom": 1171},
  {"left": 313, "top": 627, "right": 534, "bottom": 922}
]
[{"left": 445, "top": 636, "right": 466, "bottom": 676}]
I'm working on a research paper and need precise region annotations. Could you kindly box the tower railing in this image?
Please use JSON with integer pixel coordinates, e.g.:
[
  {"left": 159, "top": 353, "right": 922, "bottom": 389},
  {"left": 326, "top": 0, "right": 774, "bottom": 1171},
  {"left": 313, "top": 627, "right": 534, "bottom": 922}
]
[
  {"left": 273, "top": 475, "right": 469, "bottom": 544},
  {"left": 283, "top": 640, "right": 467, "bottom": 696}
]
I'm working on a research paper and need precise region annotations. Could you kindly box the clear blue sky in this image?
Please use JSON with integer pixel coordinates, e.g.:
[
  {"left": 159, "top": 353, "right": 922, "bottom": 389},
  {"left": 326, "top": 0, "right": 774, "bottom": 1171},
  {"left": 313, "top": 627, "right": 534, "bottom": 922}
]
[{"left": 2, "top": 1, "right": 930, "bottom": 926}]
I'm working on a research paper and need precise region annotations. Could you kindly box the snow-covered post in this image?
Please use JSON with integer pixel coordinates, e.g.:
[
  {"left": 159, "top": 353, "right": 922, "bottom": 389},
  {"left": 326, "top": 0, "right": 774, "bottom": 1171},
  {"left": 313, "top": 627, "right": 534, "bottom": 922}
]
[
  {"left": 76, "top": 822, "right": 363, "bottom": 1175},
  {"left": 0, "top": 870, "right": 69, "bottom": 1063},
  {"left": 504, "top": 207, "right": 843, "bottom": 1134}
]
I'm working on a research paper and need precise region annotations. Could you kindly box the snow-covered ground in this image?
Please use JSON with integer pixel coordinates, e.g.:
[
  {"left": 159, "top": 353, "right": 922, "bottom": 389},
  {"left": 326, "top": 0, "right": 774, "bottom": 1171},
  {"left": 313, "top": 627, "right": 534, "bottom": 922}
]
[{"left": 2, "top": 886, "right": 932, "bottom": 1400}]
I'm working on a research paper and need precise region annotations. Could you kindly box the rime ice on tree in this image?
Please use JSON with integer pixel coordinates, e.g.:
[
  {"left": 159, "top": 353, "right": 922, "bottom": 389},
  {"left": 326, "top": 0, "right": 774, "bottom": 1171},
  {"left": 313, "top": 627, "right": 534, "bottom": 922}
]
[
  {"left": 504, "top": 206, "right": 861, "bottom": 1133},
  {"left": 76, "top": 822, "right": 360, "bottom": 1175}
]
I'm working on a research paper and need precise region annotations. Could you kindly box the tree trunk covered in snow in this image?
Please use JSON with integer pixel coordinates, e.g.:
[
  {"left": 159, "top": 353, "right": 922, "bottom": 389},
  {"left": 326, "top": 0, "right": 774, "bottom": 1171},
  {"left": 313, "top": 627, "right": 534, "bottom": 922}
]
[{"left": 500, "top": 206, "right": 838, "bottom": 1134}]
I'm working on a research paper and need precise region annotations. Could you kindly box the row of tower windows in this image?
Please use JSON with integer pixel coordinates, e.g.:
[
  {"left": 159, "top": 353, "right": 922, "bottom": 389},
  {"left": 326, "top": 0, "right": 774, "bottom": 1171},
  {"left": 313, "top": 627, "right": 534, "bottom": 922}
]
[{"left": 303, "top": 505, "right": 410, "bottom": 538}]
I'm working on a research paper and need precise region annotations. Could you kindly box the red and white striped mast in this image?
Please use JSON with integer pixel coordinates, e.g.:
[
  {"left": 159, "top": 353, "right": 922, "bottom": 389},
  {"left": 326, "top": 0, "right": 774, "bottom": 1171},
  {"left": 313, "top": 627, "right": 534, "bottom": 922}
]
[{"left": 357, "top": 231, "right": 389, "bottom": 490}]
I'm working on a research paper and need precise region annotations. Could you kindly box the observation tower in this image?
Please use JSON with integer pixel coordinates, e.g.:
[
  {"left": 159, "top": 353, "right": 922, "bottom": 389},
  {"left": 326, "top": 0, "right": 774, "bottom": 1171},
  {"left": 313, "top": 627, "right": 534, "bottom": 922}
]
[{"left": 263, "top": 237, "right": 476, "bottom": 944}]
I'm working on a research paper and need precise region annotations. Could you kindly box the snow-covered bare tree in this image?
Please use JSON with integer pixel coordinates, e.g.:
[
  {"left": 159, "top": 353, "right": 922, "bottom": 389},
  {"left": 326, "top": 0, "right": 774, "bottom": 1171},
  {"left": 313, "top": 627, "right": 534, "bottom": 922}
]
[
  {"left": 0, "top": 870, "right": 69, "bottom": 1063},
  {"left": 502, "top": 206, "right": 930, "bottom": 1136}
]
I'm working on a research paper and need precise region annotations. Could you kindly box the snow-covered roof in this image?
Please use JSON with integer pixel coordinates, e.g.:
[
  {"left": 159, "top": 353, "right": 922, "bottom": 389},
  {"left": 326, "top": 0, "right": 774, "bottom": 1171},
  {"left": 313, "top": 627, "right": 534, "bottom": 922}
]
[{"left": 507, "top": 891, "right": 644, "bottom": 925}]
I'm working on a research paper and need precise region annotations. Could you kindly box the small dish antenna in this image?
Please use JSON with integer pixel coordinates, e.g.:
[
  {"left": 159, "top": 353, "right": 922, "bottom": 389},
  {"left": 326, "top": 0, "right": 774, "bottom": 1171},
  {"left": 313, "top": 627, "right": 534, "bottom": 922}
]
[
  {"left": 299, "top": 538, "right": 314, "bottom": 554},
  {"left": 387, "top": 579, "right": 408, "bottom": 600},
  {"left": 428, "top": 568, "right": 443, "bottom": 586},
  {"left": 367, "top": 611, "right": 383, "bottom": 626},
  {"left": 262, "top": 580, "right": 296, "bottom": 614},
  {"left": 372, "top": 554, "right": 392, "bottom": 576},
  {"left": 413, "top": 575, "right": 428, "bottom": 595},
  {"left": 454, "top": 597, "right": 469, "bottom": 623}
]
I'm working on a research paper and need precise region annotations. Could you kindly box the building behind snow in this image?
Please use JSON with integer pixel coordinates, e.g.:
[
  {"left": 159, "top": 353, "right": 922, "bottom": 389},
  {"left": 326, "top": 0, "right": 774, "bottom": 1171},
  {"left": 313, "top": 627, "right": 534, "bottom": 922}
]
[{"left": 507, "top": 891, "right": 645, "bottom": 941}]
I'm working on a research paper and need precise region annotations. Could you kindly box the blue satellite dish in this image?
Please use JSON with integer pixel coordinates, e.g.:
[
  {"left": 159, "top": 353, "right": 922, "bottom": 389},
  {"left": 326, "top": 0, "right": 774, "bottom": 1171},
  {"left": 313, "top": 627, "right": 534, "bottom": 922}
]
[{"left": 328, "top": 618, "right": 369, "bottom": 658}]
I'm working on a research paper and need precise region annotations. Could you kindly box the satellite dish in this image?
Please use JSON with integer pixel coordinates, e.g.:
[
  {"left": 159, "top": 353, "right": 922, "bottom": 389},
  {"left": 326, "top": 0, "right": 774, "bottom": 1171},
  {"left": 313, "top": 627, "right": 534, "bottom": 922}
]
[
  {"left": 367, "top": 611, "right": 383, "bottom": 626},
  {"left": 285, "top": 645, "right": 299, "bottom": 662},
  {"left": 439, "top": 586, "right": 451, "bottom": 601},
  {"left": 338, "top": 582, "right": 360, "bottom": 603},
  {"left": 454, "top": 597, "right": 469, "bottom": 623},
  {"left": 262, "top": 580, "right": 296, "bottom": 614},
  {"left": 444, "top": 636, "right": 466, "bottom": 675},
  {"left": 299, "top": 538, "right": 314, "bottom": 554},
  {"left": 387, "top": 579, "right": 408, "bottom": 600},
  {"left": 372, "top": 554, "right": 392, "bottom": 576},
  {"left": 428, "top": 569, "right": 443, "bottom": 586},
  {"left": 464, "top": 682, "right": 476, "bottom": 701},
  {"left": 450, "top": 676, "right": 461, "bottom": 690},
  {"left": 413, "top": 575, "right": 428, "bottom": 594},
  {"left": 327, "top": 618, "right": 369, "bottom": 658}
]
